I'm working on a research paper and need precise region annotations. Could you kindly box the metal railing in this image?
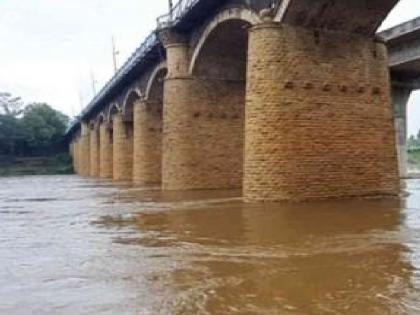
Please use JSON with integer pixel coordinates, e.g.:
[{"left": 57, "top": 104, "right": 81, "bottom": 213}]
[
  {"left": 157, "top": 0, "right": 200, "bottom": 28},
  {"left": 69, "top": 0, "right": 282, "bottom": 135},
  {"left": 79, "top": 32, "right": 158, "bottom": 119}
]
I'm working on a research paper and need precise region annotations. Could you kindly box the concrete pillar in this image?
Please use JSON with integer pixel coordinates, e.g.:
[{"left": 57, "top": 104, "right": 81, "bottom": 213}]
[
  {"left": 112, "top": 113, "right": 133, "bottom": 181},
  {"left": 133, "top": 100, "right": 162, "bottom": 185},
  {"left": 99, "top": 124, "right": 113, "bottom": 178},
  {"left": 392, "top": 86, "right": 412, "bottom": 178},
  {"left": 244, "top": 22, "right": 399, "bottom": 201},
  {"left": 89, "top": 126, "right": 100, "bottom": 177},
  {"left": 79, "top": 122, "right": 91, "bottom": 177}
]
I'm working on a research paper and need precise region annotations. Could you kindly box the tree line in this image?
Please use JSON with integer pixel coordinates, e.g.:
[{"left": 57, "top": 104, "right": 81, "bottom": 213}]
[
  {"left": 0, "top": 92, "right": 70, "bottom": 156},
  {"left": 408, "top": 131, "right": 420, "bottom": 151}
]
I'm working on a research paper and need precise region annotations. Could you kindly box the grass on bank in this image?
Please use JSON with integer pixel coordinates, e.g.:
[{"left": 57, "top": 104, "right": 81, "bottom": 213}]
[{"left": 0, "top": 154, "right": 74, "bottom": 176}]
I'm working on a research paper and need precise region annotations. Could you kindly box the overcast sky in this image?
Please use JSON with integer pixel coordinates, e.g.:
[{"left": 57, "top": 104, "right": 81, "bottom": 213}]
[{"left": 1, "top": 0, "right": 420, "bottom": 134}]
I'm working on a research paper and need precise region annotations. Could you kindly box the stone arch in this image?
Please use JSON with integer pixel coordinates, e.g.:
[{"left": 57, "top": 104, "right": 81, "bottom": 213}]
[
  {"left": 132, "top": 62, "right": 166, "bottom": 185},
  {"left": 189, "top": 7, "right": 260, "bottom": 75},
  {"left": 122, "top": 88, "right": 143, "bottom": 121},
  {"left": 97, "top": 111, "right": 113, "bottom": 179},
  {"left": 88, "top": 118, "right": 100, "bottom": 177},
  {"left": 96, "top": 112, "right": 106, "bottom": 128},
  {"left": 88, "top": 120, "right": 96, "bottom": 130},
  {"left": 164, "top": 7, "right": 255, "bottom": 190},
  {"left": 107, "top": 102, "right": 121, "bottom": 123},
  {"left": 145, "top": 61, "right": 167, "bottom": 100}
]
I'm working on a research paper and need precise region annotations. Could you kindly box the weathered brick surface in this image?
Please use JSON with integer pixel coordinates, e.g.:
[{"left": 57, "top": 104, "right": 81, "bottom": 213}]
[
  {"left": 244, "top": 22, "right": 399, "bottom": 201},
  {"left": 89, "top": 127, "right": 100, "bottom": 177},
  {"left": 99, "top": 124, "right": 113, "bottom": 178},
  {"left": 75, "top": 141, "right": 80, "bottom": 174},
  {"left": 161, "top": 28, "right": 245, "bottom": 191},
  {"left": 71, "top": 140, "right": 79, "bottom": 174},
  {"left": 163, "top": 77, "right": 244, "bottom": 190},
  {"left": 71, "top": 11, "right": 400, "bottom": 203},
  {"left": 112, "top": 114, "right": 133, "bottom": 181},
  {"left": 79, "top": 123, "right": 91, "bottom": 177},
  {"left": 133, "top": 100, "right": 163, "bottom": 185}
]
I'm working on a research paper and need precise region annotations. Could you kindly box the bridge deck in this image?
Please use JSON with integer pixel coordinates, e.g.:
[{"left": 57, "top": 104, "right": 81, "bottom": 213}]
[{"left": 379, "top": 17, "right": 420, "bottom": 83}]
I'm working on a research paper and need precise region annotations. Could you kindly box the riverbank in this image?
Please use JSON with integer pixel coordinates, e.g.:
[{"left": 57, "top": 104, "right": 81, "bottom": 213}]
[{"left": 0, "top": 154, "right": 73, "bottom": 176}]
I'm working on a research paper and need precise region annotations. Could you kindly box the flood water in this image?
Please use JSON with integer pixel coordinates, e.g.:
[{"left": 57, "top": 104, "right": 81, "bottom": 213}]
[{"left": 0, "top": 176, "right": 420, "bottom": 314}]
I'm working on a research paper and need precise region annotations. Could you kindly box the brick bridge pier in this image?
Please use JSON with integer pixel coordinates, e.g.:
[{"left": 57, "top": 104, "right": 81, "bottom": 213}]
[{"left": 68, "top": 0, "right": 413, "bottom": 202}]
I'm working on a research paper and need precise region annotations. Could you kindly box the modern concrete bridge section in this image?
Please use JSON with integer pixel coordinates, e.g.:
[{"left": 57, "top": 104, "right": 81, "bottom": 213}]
[
  {"left": 379, "top": 17, "right": 420, "bottom": 178},
  {"left": 68, "top": 0, "right": 406, "bottom": 202}
]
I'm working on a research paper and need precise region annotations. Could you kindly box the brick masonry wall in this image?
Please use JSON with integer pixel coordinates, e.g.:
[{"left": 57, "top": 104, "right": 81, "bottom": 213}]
[
  {"left": 112, "top": 113, "right": 133, "bottom": 181},
  {"left": 79, "top": 123, "right": 91, "bottom": 177},
  {"left": 89, "top": 128, "right": 100, "bottom": 177},
  {"left": 133, "top": 100, "right": 163, "bottom": 185},
  {"left": 75, "top": 141, "right": 80, "bottom": 174},
  {"left": 244, "top": 22, "right": 399, "bottom": 201},
  {"left": 99, "top": 124, "right": 113, "bottom": 178},
  {"left": 71, "top": 140, "right": 79, "bottom": 174},
  {"left": 161, "top": 28, "right": 246, "bottom": 191},
  {"left": 163, "top": 77, "right": 245, "bottom": 190}
]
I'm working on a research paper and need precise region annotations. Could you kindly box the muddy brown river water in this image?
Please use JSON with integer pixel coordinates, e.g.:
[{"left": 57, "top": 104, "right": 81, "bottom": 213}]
[{"left": 0, "top": 175, "right": 419, "bottom": 314}]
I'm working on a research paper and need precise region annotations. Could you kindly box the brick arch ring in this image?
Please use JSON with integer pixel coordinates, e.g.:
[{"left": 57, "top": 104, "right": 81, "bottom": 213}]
[
  {"left": 106, "top": 102, "right": 122, "bottom": 124},
  {"left": 188, "top": 7, "right": 261, "bottom": 75},
  {"left": 121, "top": 87, "right": 143, "bottom": 118},
  {"left": 145, "top": 61, "right": 167, "bottom": 101},
  {"left": 94, "top": 112, "right": 107, "bottom": 129}
]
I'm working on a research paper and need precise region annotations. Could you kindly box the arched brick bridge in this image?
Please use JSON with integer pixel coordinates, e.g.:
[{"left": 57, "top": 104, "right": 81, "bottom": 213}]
[{"left": 67, "top": 0, "right": 419, "bottom": 202}]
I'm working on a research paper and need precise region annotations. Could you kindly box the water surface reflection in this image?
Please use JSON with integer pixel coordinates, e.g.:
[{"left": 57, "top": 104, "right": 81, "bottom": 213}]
[{"left": 0, "top": 176, "right": 419, "bottom": 314}]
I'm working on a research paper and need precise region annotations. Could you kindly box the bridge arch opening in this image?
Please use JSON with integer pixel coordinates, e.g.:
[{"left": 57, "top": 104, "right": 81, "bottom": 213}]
[
  {"left": 88, "top": 120, "right": 100, "bottom": 177},
  {"left": 133, "top": 65, "right": 166, "bottom": 185},
  {"left": 189, "top": 8, "right": 260, "bottom": 75},
  {"left": 108, "top": 102, "right": 133, "bottom": 181},
  {"left": 97, "top": 113, "right": 113, "bottom": 178},
  {"left": 122, "top": 89, "right": 142, "bottom": 122},
  {"left": 106, "top": 103, "right": 119, "bottom": 155},
  {"left": 187, "top": 16, "right": 253, "bottom": 189},
  {"left": 107, "top": 103, "right": 120, "bottom": 124}
]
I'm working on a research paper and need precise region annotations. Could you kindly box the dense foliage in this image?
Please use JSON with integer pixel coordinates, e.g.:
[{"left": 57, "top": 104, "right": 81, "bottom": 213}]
[{"left": 0, "top": 92, "right": 69, "bottom": 156}]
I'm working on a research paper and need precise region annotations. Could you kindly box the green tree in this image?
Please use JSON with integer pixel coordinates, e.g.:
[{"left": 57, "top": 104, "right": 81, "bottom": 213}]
[
  {"left": 0, "top": 92, "right": 25, "bottom": 155},
  {"left": 0, "top": 92, "right": 23, "bottom": 117},
  {"left": 408, "top": 135, "right": 417, "bottom": 150},
  {"left": 22, "top": 103, "right": 69, "bottom": 155},
  {"left": 0, "top": 115, "right": 26, "bottom": 155}
]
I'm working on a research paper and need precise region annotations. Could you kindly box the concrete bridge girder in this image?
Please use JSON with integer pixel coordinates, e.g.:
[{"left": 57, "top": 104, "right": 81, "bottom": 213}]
[{"left": 379, "top": 17, "right": 420, "bottom": 177}]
